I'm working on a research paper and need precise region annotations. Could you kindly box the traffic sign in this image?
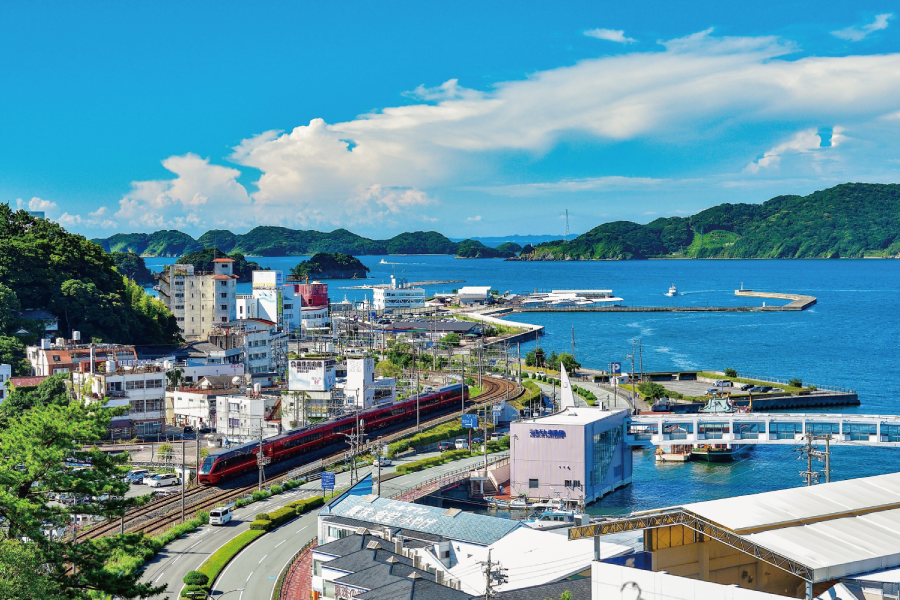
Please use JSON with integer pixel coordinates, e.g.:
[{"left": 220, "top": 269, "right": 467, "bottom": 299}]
[
  {"left": 321, "top": 471, "right": 335, "bottom": 490},
  {"left": 461, "top": 414, "right": 479, "bottom": 429},
  {"left": 611, "top": 362, "right": 621, "bottom": 374}
]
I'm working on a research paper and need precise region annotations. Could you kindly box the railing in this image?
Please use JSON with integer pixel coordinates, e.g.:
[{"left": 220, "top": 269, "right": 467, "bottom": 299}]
[
  {"left": 736, "top": 372, "right": 856, "bottom": 394},
  {"left": 275, "top": 537, "right": 317, "bottom": 600},
  {"left": 388, "top": 452, "right": 510, "bottom": 501}
]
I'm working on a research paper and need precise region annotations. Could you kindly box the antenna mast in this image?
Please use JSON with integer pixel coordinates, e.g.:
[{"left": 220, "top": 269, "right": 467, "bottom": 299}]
[{"left": 564, "top": 209, "right": 569, "bottom": 242}]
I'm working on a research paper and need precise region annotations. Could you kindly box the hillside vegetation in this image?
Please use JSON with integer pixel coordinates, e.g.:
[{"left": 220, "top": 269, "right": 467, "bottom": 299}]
[
  {"left": 520, "top": 183, "right": 900, "bottom": 260},
  {"left": 176, "top": 248, "right": 263, "bottom": 282},
  {"left": 288, "top": 253, "right": 370, "bottom": 280}
]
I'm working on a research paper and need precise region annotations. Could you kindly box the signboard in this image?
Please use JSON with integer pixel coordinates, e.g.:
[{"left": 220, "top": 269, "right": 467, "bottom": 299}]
[
  {"left": 611, "top": 362, "right": 621, "bottom": 375},
  {"left": 529, "top": 428, "right": 566, "bottom": 439},
  {"left": 321, "top": 471, "right": 335, "bottom": 490},
  {"left": 289, "top": 359, "right": 336, "bottom": 391},
  {"left": 252, "top": 270, "right": 284, "bottom": 289},
  {"left": 461, "top": 414, "right": 479, "bottom": 429}
]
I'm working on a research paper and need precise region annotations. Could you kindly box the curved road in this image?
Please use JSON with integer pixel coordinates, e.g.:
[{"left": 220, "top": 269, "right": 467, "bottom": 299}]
[{"left": 144, "top": 451, "right": 508, "bottom": 599}]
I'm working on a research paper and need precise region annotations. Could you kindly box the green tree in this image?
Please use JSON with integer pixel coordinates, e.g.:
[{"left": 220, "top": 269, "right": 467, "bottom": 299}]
[
  {"left": 724, "top": 368, "right": 737, "bottom": 378},
  {"left": 552, "top": 352, "right": 581, "bottom": 373},
  {"left": 0, "top": 282, "right": 21, "bottom": 334},
  {"left": 157, "top": 443, "right": 175, "bottom": 462},
  {"left": 0, "top": 391, "right": 164, "bottom": 599},
  {"left": 167, "top": 367, "right": 186, "bottom": 388},
  {"left": 0, "top": 336, "right": 31, "bottom": 376},
  {"left": 638, "top": 381, "right": 669, "bottom": 399},
  {"left": 110, "top": 252, "right": 154, "bottom": 285},
  {"left": 440, "top": 333, "right": 461, "bottom": 347},
  {"left": 375, "top": 360, "right": 402, "bottom": 379},
  {"left": 525, "top": 347, "right": 545, "bottom": 368},
  {"left": 788, "top": 377, "right": 803, "bottom": 388}
]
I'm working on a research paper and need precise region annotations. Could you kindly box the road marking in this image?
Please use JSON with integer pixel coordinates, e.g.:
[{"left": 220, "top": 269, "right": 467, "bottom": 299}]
[
  {"left": 258, "top": 554, "right": 267, "bottom": 564},
  {"left": 246, "top": 571, "right": 254, "bottom": 582},
  {"left": 296, "top": 525, "right": 307, "bottom": 534},
  {"left": 155, "top": 571, "right": 165, "bottom": 582},
  {"left": 275, "top": 540, "right": 286, "bottom": 548}
]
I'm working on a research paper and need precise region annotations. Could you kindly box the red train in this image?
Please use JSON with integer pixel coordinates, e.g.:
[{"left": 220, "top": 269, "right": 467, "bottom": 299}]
[{"left": 198, "top": 384, "right": 468, "bottom": 485}]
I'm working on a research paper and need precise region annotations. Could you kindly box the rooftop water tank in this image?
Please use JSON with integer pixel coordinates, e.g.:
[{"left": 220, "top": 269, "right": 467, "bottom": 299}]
[
  {"left": 72, "top": 330, "right": 81, "bottom": 341},
  {"left": 55, "top": 337, "right": 65, "bottom": 347}
]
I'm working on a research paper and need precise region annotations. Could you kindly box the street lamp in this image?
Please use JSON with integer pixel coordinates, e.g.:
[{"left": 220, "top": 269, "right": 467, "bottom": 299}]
[{"left": 205, "top": 589, "right": 245, "bottom": 599}]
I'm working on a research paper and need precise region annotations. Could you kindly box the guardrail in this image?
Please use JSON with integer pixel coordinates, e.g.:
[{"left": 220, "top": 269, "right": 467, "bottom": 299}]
[
  {"left": 737, "top": 372, "right": 856, "bottom": 394},
  {"left": 388, "top": 452, "right": 510, "bottom": 501},
  {"left": 274, "top": 537, "right": 317, "bottom": 600}
]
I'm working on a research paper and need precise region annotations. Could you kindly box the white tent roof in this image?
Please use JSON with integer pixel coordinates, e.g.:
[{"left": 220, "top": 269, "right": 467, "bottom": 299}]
[{"left": 681, "top": 472, "right": 900, "bottom": 582}]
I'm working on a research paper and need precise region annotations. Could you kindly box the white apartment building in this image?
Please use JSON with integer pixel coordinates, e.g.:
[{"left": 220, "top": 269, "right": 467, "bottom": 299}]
[
  {"left": 72, "top": 365, "right": 167, "bottom": 438},
  {"left": 373, "top": 275, "right": 426, "bottom": 310},
  {"left": 341, "top": 357, "right": 394, "bottom": 409},
  {"left": 208, "top": 319, "right": 287, "bottom": 374},
  {"left": 159, "top": 259, "right": 238, "bottom": 341},
  {"left": 169, "top": 388, "right": 224, "bottom": 429},
  {"left": 237, "top": 271, "right": 332, "bottom": 333},
  {"left": 0, "top": 364, "right": 10, "bottom": 403},
  {"left": 215, "top": 393, "right": 282, "bottom": 442}
]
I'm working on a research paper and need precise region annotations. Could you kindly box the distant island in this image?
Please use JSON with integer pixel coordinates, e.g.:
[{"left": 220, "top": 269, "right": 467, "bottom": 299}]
[
  {"left": 91, "top": 183, "right": 900, "bottom": 260},
  {"left": 288, "top": 253, "right": 369, "bottom": 280},
  {"left": 516, "top": 183, "right": 900, "bottom": 260}
]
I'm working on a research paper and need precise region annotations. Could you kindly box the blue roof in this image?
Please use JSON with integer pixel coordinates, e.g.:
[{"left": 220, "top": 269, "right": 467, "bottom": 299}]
[{"left": 324, "top": 493, "right": 521, "bottom": 546}]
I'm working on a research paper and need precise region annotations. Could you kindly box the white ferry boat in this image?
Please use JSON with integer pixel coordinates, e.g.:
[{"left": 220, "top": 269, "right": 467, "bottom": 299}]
[{"left": 666, "top": 284, "right": 678, "bottom": 297}]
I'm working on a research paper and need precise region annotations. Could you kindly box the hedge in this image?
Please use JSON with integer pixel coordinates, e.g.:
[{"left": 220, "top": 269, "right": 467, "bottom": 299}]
[
  {"left": 255, "top": 512, "right": 270, "bottom": 521},
  {"left": 387, "top": 419, "right": 485, "bottom": 458},
  {"left": 249, "top": 519, "right": 273, "bottom": 531},
  {"left": 266, "top": 506, "right": 298, "bottom": 527},
  {"left": 287, "top": 495, "right": 325, "bottom": 512},
  {"left": 188, "top": 530, "right": 265, "bottom": 598}
]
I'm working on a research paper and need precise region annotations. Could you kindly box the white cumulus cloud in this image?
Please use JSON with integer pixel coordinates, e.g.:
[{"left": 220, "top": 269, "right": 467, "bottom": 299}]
[
  {"left": 746, "top": 127, "right": 847, "bottom": 173},
  {"left": 832, "top": 13, "right": 893, "bottom": 42},
  {"left": 585, "top": 28, "right": 637, "bottom": 44},
  {"left": 106, "top": 29, "right": 900, "bottom": 234},
  {"left": 466, "top": 215, "right": 482, "bottom": 222}
]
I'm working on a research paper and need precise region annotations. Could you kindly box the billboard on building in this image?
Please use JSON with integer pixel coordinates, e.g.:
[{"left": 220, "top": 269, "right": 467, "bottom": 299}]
[
  {"left": 253, "top": 270, "right": 284, "bottom": 289},
  {"left": 288, "top": 359, "right": 336, "bottom": 391}
]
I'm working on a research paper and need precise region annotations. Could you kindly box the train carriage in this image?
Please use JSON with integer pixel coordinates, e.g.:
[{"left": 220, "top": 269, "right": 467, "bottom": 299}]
[{"left": 198, "top": 384, "right": 468, "bottom": 485}]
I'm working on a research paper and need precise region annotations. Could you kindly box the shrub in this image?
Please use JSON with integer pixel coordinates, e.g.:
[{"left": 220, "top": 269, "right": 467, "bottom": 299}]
[
  {"left": 235, "top": 498, "right": 251, "bottom": 508},
  {"left": 808, "top": 385, "right": 817, "bottom": 391},
  {"left": 249, "top": 519, "right": 272, "bottom": 531},
  {"left": 195, "top": 530, "right": 265, "bottom": 594},
  {"left": 788, "top": 378, "right": 803, "bottom": 388},
  {"left": 252, "top": 490, "right": 269, "bottom": 501},
  {"left": 255, "top": 512, "right": 270, "bottom": 521},
  {"left": 183, "top": 571, "right": 209, "bottom": 586},
  {"left": 287, "top": 496, "right": 326, "bottom": 513},
  {"left": 270, "top": 484, "right": 283, "bottom": 495},
  {"left": 182, "top": 584, "right": 208, "bottom": 599},
  {"left": 725, "top": 368, "right": 738, "bottom": 378},
  {"left": 267, "top": 506, "right": 297, "bottom": 527}
]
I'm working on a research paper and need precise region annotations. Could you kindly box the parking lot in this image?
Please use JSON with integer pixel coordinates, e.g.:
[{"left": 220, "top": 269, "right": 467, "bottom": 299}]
[{"left": 660, "top": 379, "right": 783, "bottom": 397}]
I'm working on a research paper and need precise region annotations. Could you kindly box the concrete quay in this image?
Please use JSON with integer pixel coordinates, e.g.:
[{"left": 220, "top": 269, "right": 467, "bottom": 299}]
[{"left": 509, "top": 289, "right": 817, "bottom": 313}]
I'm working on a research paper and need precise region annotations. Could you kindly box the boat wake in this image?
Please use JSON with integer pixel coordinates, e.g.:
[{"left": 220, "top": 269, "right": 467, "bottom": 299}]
[{"left": 677, "top": 290, "right": 730, "bottom": 295}]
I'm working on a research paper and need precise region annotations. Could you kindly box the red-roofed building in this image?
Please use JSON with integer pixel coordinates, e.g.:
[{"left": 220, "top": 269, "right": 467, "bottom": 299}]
[{"left": 212, "top": 257, "right": 235, "bottom": 263}]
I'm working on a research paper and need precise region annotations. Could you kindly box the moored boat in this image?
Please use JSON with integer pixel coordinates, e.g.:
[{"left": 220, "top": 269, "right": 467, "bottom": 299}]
[{"left": 524, "top": 509, "right": 577, "bottom": 530}]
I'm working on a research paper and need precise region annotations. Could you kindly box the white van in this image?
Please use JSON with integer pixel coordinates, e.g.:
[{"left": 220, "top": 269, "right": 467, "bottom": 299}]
[
  {"left": 147, "top": 473, "right": 180, "bottom": 488},
  {"left": 209, "top": 504, "right": 235, "bottom": 525},
  {"left": 454, "top": 439, "right": 469, "bottom": 450}
]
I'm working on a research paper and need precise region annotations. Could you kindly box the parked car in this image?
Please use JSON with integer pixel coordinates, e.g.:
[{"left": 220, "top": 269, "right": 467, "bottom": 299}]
[
  {"left": 183, "top": 426, "right": 195, "bottom": 434},
  {"left": 749, "top": 386, "right": 766, "bottom": 393},
  {"left": 740, "top": 384, "right": 754, "bottom": 391},
  {"left": 152, "top": 488, "right": 181, "bottom": 497},
  {"left": 472, "top": 436, "right": 484, "bottom": 444},
  {"left": 714, "top": 380, "right": 732, "bottom": 387},
  {"left": 770, "top": 388, "right": 784, "bottom": 393},
  {"left": 438, "top": 440, "right": 454, "bottom": 452},
  {"left": 375, "top": 457, "right": 392, "bottom": 467},
  {"left": 147, "top": 473, "right": 180, "bottom": 488},
  {"left": 759, "top": 386, "right": 773, "bottom": 393},
  {"left": 706, "top": 388, "right": 719, "bottom": 395},
  {"left": 198, "top": 425, "right": 212, "bottom": 434},
  {"left": 125, "top": 469, "right": 149, "bottom": 484}
]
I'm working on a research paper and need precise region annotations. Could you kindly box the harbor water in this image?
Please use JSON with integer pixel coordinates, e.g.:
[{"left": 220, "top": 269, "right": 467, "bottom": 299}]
[{"left": 147, "top": 255, "right": 900, "bottom": 513}]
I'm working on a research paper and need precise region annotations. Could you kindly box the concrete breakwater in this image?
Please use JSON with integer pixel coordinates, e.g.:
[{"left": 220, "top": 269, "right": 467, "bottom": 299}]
[
  {"left": 510, "top": 289, "right": 817, "bottom": 313},
  {"left": 664, "top": 392, "right": 860, "bottom": 414}
]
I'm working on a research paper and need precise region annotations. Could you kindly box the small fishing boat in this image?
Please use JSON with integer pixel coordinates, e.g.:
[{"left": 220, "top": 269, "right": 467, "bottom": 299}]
[
  {"left": 509, "top": 496, "right": 531, "bottom": 510},
  {"left": 691, "top": 444, "right": 749, "bottom": 463},
  {"left": 485, "top": 497, "right": 509, "bottom": 509},
  {"left": 665, "top": 284, "right": 678, "bottom": 297},
  {"left": 530, "top": 498, "right": 563, "bottom": 510},
  {"left": 524, "top": 509, "right": 577, "bottom": 530}
]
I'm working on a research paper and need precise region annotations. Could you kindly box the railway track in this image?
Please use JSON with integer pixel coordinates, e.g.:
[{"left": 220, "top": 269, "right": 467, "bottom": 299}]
[{"left": 81, "top": 375, "right": 521, "bottom": 540}]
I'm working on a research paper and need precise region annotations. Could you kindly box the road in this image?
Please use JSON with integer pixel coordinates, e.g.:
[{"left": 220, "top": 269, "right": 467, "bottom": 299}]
[{"left": 145, "top": 450, "right": 508, "bottom": 599}]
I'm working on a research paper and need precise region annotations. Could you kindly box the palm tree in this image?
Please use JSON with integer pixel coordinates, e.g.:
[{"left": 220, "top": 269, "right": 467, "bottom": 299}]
[{"left": 166, "top": 367, "right": 185, "bottom": 389}]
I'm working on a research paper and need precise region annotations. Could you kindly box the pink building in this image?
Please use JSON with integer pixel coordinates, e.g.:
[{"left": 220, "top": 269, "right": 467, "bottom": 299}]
[{"left": 509, "top": 407, "right": 632, "bottom": 505}]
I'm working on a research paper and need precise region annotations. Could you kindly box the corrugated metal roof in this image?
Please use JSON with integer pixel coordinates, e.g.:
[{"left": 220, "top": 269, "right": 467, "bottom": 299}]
[
  {"left": 328, "top": 494, "right": 521, "bottom": 546},
  {"left": 683, "top": 472, "right": 900, "bottom": 534}
]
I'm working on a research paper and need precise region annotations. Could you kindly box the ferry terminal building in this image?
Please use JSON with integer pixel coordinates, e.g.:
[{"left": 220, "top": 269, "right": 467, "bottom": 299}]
[{"left": 509, "top": 407, "right": 633, "bottom": 504}]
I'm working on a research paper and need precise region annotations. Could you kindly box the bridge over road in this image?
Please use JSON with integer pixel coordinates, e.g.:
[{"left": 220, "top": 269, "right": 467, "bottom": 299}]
[{"left": 627, "top": 412, "right": 900, "bottom": 447}]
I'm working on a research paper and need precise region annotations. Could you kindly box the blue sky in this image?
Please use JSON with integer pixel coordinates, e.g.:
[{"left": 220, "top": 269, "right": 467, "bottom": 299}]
[{"left": 3, "top": 1, "right": 900, "bottom": 239}]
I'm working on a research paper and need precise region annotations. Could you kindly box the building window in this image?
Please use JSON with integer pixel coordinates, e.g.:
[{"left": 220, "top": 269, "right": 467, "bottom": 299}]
[
  {"left": 221, "top": 317, "right": 227, "bottom": 322},
  {"left": 220, "top": 305, "right": 227, "bottom": 310},
  {"left": 220, "top": 293, "right": 227, "bottom": 298},
  {"left": 592, "top": 426, "right": 623, "bottom": 486},
  {"left": 220, "top": 281, "right": 227, "bottom": 287},
  {"left": 228, "top": 417, "right": 240, "bottom": 428},
  {"left": 529, "top": 479, "right": 539, "bottom": 489}
]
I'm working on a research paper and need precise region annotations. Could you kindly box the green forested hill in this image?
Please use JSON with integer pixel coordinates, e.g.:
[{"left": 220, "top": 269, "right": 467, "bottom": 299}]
[
  {"left": 520, "top": 183, "right": 900, "bottom": 260},
  {"left": 94, "top": 227, "right": 461, "bottom": 256}
]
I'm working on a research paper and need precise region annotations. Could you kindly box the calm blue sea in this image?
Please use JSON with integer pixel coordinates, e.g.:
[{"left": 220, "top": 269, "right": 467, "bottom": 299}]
[{"left": 146, "top": 255, "right": 900, "bottom": 512}]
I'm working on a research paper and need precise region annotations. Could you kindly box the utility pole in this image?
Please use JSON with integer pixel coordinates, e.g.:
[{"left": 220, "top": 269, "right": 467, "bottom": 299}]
[
  {"left": 629, "top": 341, "right": 637, "bottom": 407},
  {"left": 181, "top": 438, "right": 186, "bottom": 522},
  {"left": 798, "top": 435, "right": 831, "bottom": 486},
  {"left": 483, "top": 405, "right": 489, "bottom": 472},
  {"left": 415, "top": 343, "right": 420, "bottom": 430},
  {"left": 517, "top": 343, "right": 521, "bottom": 383},
  {"left": 257, "top": 428, "right": 270, "bottom": 491},
  {"left": 639, "top": 339, "right": 644, "bottom": 383},
  {"left": 571, "top": 325, "right": 575, "bottom": 362},
  {"left": 479, "top": 549, "right": 507, "bottom": 600}
]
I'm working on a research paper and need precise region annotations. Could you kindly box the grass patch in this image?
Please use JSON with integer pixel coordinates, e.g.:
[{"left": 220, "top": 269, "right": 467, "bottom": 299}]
[
  {"left": 696, "top": 372, "right": 805, "bottom": 393},
  {"left": 387, "top": 418, "right": 493, "bottom": 458},
  {"left": 190, "top": 530, "right": 265, "bottom": 597}
]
